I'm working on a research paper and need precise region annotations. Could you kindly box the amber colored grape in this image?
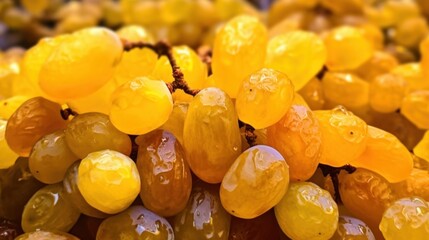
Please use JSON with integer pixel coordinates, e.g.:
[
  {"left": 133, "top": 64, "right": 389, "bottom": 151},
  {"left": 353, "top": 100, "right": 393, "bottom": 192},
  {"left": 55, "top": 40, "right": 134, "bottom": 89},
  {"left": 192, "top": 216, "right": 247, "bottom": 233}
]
[
  {"left": 298, "top": 77, "right": 325, "bottom": 110},
  {"left": 394, "top": 17, "right": 428, "bottom": 48},
  {"left": 392, "top": 63, "right": 428, "bottom": 93},
  {"left": 16, "top": 230, "right": 79, "bottom": 240},
  {"left": 314, "top": 106, "right": 368, "bottom": 167},
  {"left": 370, "top": 73, "right": 407, "bottom": 113},
  {"left": 174, "top": 185, "right": 231, "bottom": 240},
  {"left": 267, "top": 104, "right": 322, "bottom": 181},
  {"left": 183, "top": 87, "right": 241, "bottom": 183},
  {"left": 161, "top": 102, "right": 188, "bottom": 145},
  {"left": 5, "top": 97, "right": 68, "bottom": 157},
  {"left": 392, "top": 168, "right": 429, "bottom": 201},
  {"left": 0, "top": 96, "right": 30, "bottom": 120},
  {"left": 330, "top": 215, "right": 375, "bottom": 240},
  {"left": 353, "top": 51, "right": 398, "bottom": 82},
  {"left": 414, "top": 130, "right": 429, "bottom": 161},
  {"left": 96, "top": 205, "right": 174, "bottom": 240},
  {"left": 220, "top": 145, "right": 289, "bottom": 219},
  {"left": 136, "top": 130, "right": 192, "bottom": 217},
  {"left": 401, "top": 90, "right": 429, "bottom": 129}
]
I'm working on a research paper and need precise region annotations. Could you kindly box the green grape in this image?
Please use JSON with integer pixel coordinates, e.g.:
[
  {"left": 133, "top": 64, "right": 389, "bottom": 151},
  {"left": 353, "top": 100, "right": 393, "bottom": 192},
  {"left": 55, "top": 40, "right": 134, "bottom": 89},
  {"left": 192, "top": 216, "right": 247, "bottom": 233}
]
[
  {"left": 16, "top": 230, "right": 79, "bottom": 240},
  {"left": 160, "top": 0, "right": 194, "bottom": 24},
  {"left": 0, "top": 119, "right": 18, "bottom": 169},
  {"left": 313, "top": 106, "right": 368, "bottom": 167},
  {"left": 0, "top": 157, "right": 44, "bottom": 222},
  {"left": 65, "top": 112, "right": 131, "bottom": 159},
  {"left": 63, "top": 161, "right": 108, "bottom": 218},
  {"left": 401, "top": 90, "right": 429, "bottom": 129},
  {"left": 298, "top": 77, "right": 325, "bottom": 110},
  {"left": 136, "top": 130, "right": 192, "bottom": 217},
  {"left": 116, "top": 25, "right": 155, "bottom": 43},
  {"left": 5, "top": 97, "right": 68, "bottom": 157},
  {"left": 274, "top": 182, "right": 339, "bottom": 240},
  {"left": 220, "top": 145, "right": 289, "bottom": 219},
  {"left": 211, "top": 15, "right": 267, "bottom": 98},
  {"left": 110, "top": 77, "right": 173, "bottom": 135},
  {"left": 380, "top": 197, "right": 429, "bottom": 240},
  {"left": 21, "top": 183, "right": 81, "bottom": 233},
  {"left": 39, "top": 27, "right": 123, "bottom": 100},
  {"left": 330, "top": 215, "right": 375, "bottom": 240},
  {"left": 370, "top": 73, "right": 407, "bottom": 113},
  {"left": 322, "top": 72, "right": 370, "bottom": 109},
  {"left": 174, "top": 185, "right": 231, "bottom": 240},
  {"left": 161, "top": 102, "right": 189, "bottom": 145},
  {"left": 267, "top": 104, "right": 322, "bottom": 181},
  {"left": 235, "top": 68, "right": 294, "bottom": 129},
  {"left": 78, "top": 150, "right": 140, "bottom": 214},
  {"left": 266, "top": 30, "right": 326, "bottom": 90},
  {"left": 183, "top": 87, "right": 241, "bottom": 183},
  {"left": 0, "top": 96, "right": 30, "bottom": 120},
  {"left": 324, "top": 26, "right": 374, "bottom": 71},
  {"left": 29, "top": 130, "right": 79, "bottom": 184}
]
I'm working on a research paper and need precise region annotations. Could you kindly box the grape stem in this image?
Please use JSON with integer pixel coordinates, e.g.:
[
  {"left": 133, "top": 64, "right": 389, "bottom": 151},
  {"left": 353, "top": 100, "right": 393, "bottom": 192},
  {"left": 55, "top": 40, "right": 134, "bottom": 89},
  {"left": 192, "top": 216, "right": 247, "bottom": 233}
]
[
  {"left": 319, "top": 164, "right": 356, "bottom": 203},
  {"left": 239, "top": 121, "right": 257, "bottom": 147},
  {"left": 60, "top": 108, "right": 78, "bottom": 120},
  {"left": 122, "top": 40, "right": 200, "bottom": 96},
  {"left": 197, "top": 45, "right": 212, "bottom": 76}
]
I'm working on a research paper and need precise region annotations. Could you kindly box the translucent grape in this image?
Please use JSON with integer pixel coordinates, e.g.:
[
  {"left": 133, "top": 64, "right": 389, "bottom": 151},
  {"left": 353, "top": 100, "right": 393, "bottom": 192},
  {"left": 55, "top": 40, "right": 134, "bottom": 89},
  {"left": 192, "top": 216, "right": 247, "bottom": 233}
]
[
  {"left": 353, "top": 51, "right": 398, "bottom": 82},
  {"left": 211, "top": 15, "right": 267, "bottom": 98},
  {"left": 392, "top": 168, "right": 429, "bottom": 201},
  {"left": 220, "top": 145, "right": 289, "bottom": 219},
  {"left": 110, "top": 77, "right": 173, "bottom": 135},
  {"left": 96, "top": 205, "right": 174, "bottom": 240},
  {"left": 5, "top": 97, "right": 68, "bottom": 157},
  {"left": 274, "top": 182, "right": 339, "bottom": 240},
  {"left": 136, "top": 130, "right": 192, "bottom": 217},
  {"left": 414, "top": 130, "right": 429, "bottom": 161},
  {"left": 39, "top": 27, "right": 123, "bottom": 100},
  {"left": 379, "top": 197, "right": 429, "bottom": 240},
  {"left": 21, "top": 183, "right": 80, "bottom": 233},
  {"left": 116, "top": 25, "right": 155, "bottom": 43},
  {"left": 391, "top": 63, "right": 428, "bottom": 93},
  {"left": 16, "top": 230, "right": 79, "bottom": 240},
  {"left": 0, "top": 96, "right": 30, "bottom": 120},
  {"left": 298, "top": 77, "right": 325, "bottom": 110},
  {"left": 394, "top": 17, "right": 428, "bottom": 48},
  {"left": 370, "top": 73, "right": 407, "bottom": 113},
  {"left": 235, "top": 68, "right": 294, "bottom": 129},
  {"left": 266, "top": 31, "right": 326, "bottom": 90},
  {"left": 160, "top": 0, "right": 193, "bottom": 24},
  {"left": 0, "top": 119, "right": 18, "bottom": 169},
  {"left": 77, "top": 150, "right": 140, "bottom": 214},
  {"left": 330, "top": 215, "right": 375, "bottom": 240},
  {"left": 401, "top": 90, "right": 429, "bottom": 129},
  {"left": 313, "top": 106, "right": 368, "bottom": 167},
  {"left": 183, "top": 87, "right": 241, "bottom": 183},
  {"left": 65, "top": 112, "right": 131, "bottom": 159},
  {"left": 161, "top": 102, "right": 188, "bottom": 145},
  {"left": 267, "top": 104, "right": 322, "bottom": 181},
  {"left": 324, "top": 26, "right": 374, "bottom": 71}
]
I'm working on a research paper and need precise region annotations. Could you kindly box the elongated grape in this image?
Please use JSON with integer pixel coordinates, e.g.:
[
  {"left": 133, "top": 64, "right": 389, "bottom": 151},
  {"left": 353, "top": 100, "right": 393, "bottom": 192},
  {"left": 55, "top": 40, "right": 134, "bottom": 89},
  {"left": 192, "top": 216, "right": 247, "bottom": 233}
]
[
  {"left": 136, "top": 130, "right": 192, "bottom": 217},
  {"left": 267, "top": 104, "right": 322, "bottom": 181},
  {"left": 370, "top": 73, "right": 407, "bottom": 113},
  {"left": 116, "top": 25, "right": 155, "bottom": 43},
  {"left": 401, "top": 90, "right": 429, "bottom": 129},
  {"left": 161, "top": 102, "right": 188, "bottom": 145},
  {"left": 65, "top": 112, "right": 131, "bottom": 159},
  {"left": 235, "top": 68, "right": 294, "bottom": 129},
  {"left": 274, "top": 182, "right": 339, "bottom": 240},
  {"left": 5, "top": 97, "right": 68, "bottom": 157},
  {"left": 354, "top": 51, "right": 398, "bottom": 82},
  {"left": 96, "top": 205, "right": 174, "bottom": 240},
  {"left": 0, "top": 96, "right": 30, "bottom": 120},
  {"left": 16, "top": 230, "right": 79, "bottom": 240},
  {"left": 21, "top": 183, "right": 80, "bottom": 233},
  {"left": 220, "top": 145, "right": 289, "bottom": 219},
  {"left": 183, "top": 87, "right": 241, "bottom": 183},
  {"left": 392, "top": 168, "right": 429, "bottom": 201},
  {"left": 331, "top": 215, "right": 375, "bottom": 240},
  {"left": 298, "top": 77, "right": 325, "bottom": 110},
  {"left": 414, "top": 130, "right": 429, "bottom": 161}
]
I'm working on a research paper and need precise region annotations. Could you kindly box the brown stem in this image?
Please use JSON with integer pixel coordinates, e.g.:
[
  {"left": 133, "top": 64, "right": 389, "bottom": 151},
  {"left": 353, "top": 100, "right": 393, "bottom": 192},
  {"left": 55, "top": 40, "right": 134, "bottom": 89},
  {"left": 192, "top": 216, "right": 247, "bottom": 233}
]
[
  {"left": 319, "top": 164, "right": 357, "bottom": 203},
  {"left": 238, "top": 120, "right": 257, "bottom": 147},
  {"left": 197, "top": 45, "right": 212, "bottom": 76},
  {"left": 60, "top": 108, "right": 77, "bottom": 120}
]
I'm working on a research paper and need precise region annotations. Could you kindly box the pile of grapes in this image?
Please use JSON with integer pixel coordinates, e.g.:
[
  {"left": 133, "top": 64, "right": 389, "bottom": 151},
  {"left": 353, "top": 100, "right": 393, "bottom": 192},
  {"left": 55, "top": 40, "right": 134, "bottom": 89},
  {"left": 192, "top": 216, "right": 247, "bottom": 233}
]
[{"left": 1, "top": 0, "right": 429, "bottom": 240}]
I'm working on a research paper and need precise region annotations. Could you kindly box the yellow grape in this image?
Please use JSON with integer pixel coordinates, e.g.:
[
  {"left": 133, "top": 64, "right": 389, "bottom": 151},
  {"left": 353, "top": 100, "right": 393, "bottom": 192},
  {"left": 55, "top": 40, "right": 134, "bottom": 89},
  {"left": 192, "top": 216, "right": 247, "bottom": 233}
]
[
  {"left": 353, "top": 51, "right": 398, "bottom": 82},
  {"left": 116, "top": 25, "right": 155, "bottom": 43},
  {"left": 414, "top": 130, "right": 429, "bottom": 162},
  {"left": 314, "top": 106, "right": 368, "bottom": 167},
  {"left": 369, "top": 73, "right": 407, "bottom": 113},
  {"left": 39, "top": 27, "right": 123, "bottom": 100},
  {"left": 161, "top": 102, "right": 189, "bottom": 145},
  {"left": 420, "top": 36, "right": 429, "bottom": 80},
  {"left": 78, "top": 150, "right": 140, "bottom": 214},
  {"left": 401, "top": 90, "right": 429, "bottom": 129},
  {"left": 235, "top": 68, "right": 294, "bottom": 129},
  {"left": 125, "top": 0, "right": 160, "bottom": 26},
  {"left": 0, "top": 62, "right": 19, "bottom": 99},
  {"left": 110, "top": 77, "right": 173, "bottom": 135},
  {"left": 0, "top": 96, "right": 30, "bottom": 120},
  {"left": 212, "top": 15, "right": 267, "bottom": 98},
  {"left": 391, "top": 63, "right": 428, "bottom": 93},
  {"left": 0, "top": 119, "right": 18, "bottom": 169},
  {"left": 266, "top": 30, "right": 327, "bottom": 90},
  {"left": 21, "top": 0, "right": 49, "bottom": 16},
  {"left": 392, "top": 168, "right": 429, "bottom": 201},
  {"left": 394, "top": 17, "right": 428, "bottom": 48},
  {"left": 298, "top": 77, "right": 325, "bottom": 110},
  {"left": 160, "top": 0, "right": 194, "bottom": 24}
]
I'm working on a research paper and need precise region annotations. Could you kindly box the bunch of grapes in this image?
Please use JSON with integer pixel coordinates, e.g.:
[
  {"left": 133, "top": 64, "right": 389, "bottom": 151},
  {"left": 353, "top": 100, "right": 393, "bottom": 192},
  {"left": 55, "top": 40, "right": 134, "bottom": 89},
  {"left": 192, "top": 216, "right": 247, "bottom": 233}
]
[{"left": 1, "top": 0, "right": 429, "bottom": 240}]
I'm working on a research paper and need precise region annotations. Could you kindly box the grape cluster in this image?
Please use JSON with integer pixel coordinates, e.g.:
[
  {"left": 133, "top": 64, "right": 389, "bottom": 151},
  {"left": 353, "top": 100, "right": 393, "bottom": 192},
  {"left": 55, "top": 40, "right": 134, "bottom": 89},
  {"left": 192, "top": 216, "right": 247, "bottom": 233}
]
[{"left": 1, "top": 1, "right": 429, "bottom": 240}]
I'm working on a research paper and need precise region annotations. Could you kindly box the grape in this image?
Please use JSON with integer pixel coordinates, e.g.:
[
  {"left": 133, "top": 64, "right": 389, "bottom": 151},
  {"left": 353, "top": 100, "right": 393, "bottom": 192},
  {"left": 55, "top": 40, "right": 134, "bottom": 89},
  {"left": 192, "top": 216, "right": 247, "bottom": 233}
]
[
  {"left": 379, "top": 197, "right": 429, "bottom": 240},
  {"left": 330, "top": 215, "right": 375, "bottom": 240},
  {"left": 160, "top": 0, "right": 194, "bottom": 24},
  {"left": 20, "top": 0, "right": 49, "bottom": 16},
  {"left": 414, "top": 130, "right": 429, "bottom": 161},
  {"left": 220, "top": 145, "right": 289, "bottom": 219},
  {"left": 401, "top": 90, "right": 429, "bottom": 129},
  {"left": 211, "top": 15, "right": 267, "bottom": 98},
  {"left": 116, "top": 25, "right": 155, "bottom": 43},
  {"left": 161, "top": 102, "right": 189, "bottom": 145},
  {"left": 313, "top": 106, "right": 368, "bottom": 167},
  {"left": 369, "top": 73, "right": 407, "bottom": 113},
  {"left": 392, "top": 168, "right": 429, "bottom": 201},
  {"left": 125, "top": 0, "right": 160, "bottom": 26},
  {"left": 5, "top": 97, "right": 68, "bottom": 157},
  {"left": 391, "top": 63, "right": 428, "bottom": 93},
  {"left": 0, "top": 96, "right": 30, "bottom": 120},
  {"left": 101, "top": 0, "right": 122, "bottom": 27},
  {"left": 393, "top": 17, "right": 428, "bottom": 48},
  {"left": 21, "top": 183, "right": 81, "bottom": 233},
  {"left": 298, "top": 77, "right": 325, "bottom": 110},
  {"left": 0, "top": 157, "right": 44, "bottom": 222},
  {"left": 29, "top": 130, "right": 79, "bottom": 184},
  {"left": 353, "top": 51, "right": 398, "bottom": 82},
  {"left": 324, "top": 26, "right": 374, "bottom": 71},
  {"left": 63, "top": 161, "right": 108, "bottom": 219},
  {"left": 0, "top": 119, "right": 18, "bottom": 168},
  {"left": 267, "top": 104, "right": 322, "bottom": 181},
  {"left": 110, "top": 76, "right": 173, "bottom": 135},
  {"left": 183, "top": 87, "right": 241, "bottom": 183},
  {"left": 77, "top": 150, "right": 140, "bottom": 214},
  {"left": 235, "top": 68, "right": 294, "bottom": 129},
  {"left": 274, "top": 182, "right": 339, "bottom": 240},
  {"left": 16, "top": 230, "right": 79, "bottom": 240},
  {"left": 39, "top": 27, "right": 123, "bottom": 100},
  {"left": 350, "top": 126, "right": 413, "bottom": 183},
  {"left": 65, "top": 112, "right": 131, "bottom": 159},
  {"left": 319, "top": 0, "right": 363, "bottom": 14},
  {"left": 266, "top": 31, "right": 326, "bottom": 90},
  {"left": 174, "top": 184, "right": 231, "bottom": 240},
  {"left": 135, "top": 130, "right": 192, "bottom": 217}
]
